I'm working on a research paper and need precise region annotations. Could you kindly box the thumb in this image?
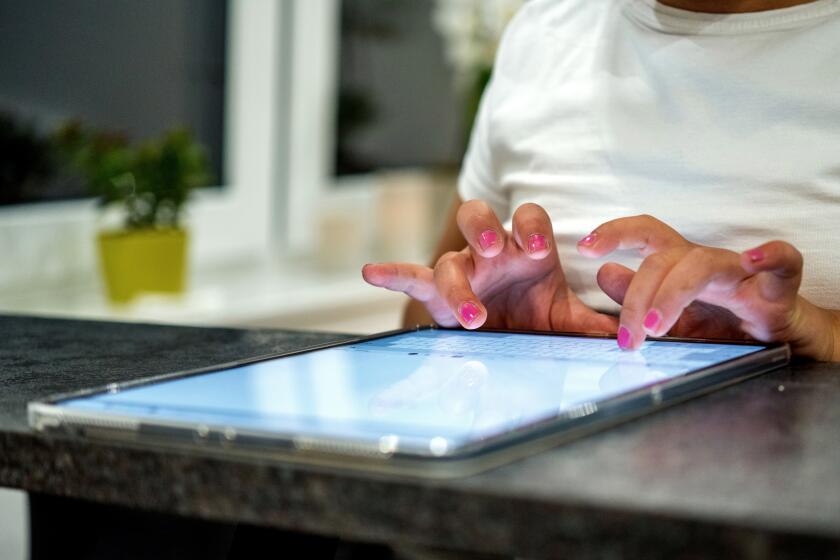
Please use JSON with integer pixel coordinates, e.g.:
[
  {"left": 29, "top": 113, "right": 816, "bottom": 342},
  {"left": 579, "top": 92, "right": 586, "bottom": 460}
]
[
  {"left": 740, "top": 241, "right": 803, "bottom": 301},
  {"left": 596, "top": 262, "right": 635, "bottom": 305}
]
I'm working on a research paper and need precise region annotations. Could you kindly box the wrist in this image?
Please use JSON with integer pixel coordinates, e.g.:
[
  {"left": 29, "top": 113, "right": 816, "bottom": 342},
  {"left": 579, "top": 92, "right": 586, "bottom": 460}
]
[
  {"left": 787, "top": 297, "right": 840, "bottom": 361},
  {"left": 828, "top": 309, "right": 840, "bottom": 362}
]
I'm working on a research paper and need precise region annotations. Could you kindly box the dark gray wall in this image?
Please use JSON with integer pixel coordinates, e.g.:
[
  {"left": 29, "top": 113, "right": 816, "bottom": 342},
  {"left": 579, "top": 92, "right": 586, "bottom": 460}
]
[{"left": 0, "top": 0, "right": 226, "bottom": 186}]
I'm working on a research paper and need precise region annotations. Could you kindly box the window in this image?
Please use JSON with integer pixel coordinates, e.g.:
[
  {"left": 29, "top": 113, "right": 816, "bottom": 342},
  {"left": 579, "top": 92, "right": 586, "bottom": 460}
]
[
  {"left": 281, "top": 0, "right": 463, "bottom": 254},
  {"left": 0, "top": 0, "right": 227, "bottom": 206},
  {"left": 334, "top": 0, "right": 462, "bottom": 176},
  {"left": 0, "top": 0, "right": 281, "bottom": 291}
]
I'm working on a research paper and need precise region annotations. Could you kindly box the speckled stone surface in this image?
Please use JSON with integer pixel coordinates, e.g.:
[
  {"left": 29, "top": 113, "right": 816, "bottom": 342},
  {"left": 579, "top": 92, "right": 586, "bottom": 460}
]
[{"left": 1, "top": 314, "right": 839, "bottom": 558}]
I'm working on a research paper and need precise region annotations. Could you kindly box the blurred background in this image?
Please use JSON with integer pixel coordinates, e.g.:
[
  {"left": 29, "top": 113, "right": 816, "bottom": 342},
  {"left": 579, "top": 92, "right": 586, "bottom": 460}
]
[
  {"left": 0, "top": 0, "right": 522, "bottom": 334},
  {"left": 0, "top": 1, "right": 521, "bottom": 556}
]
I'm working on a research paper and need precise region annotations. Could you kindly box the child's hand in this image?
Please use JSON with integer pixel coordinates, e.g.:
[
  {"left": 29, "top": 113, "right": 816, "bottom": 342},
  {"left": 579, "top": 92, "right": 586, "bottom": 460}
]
[
  {"left": 363, "top": 201, "right": 618, "bottom": 333},
  {"left": 578, "top": 215, "right": 840, "bottom": 360}
]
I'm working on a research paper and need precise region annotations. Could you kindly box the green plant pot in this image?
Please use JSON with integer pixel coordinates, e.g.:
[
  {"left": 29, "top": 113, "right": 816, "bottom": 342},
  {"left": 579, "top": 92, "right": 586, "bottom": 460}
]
[{"left": 97, "top": 228, "right": 188, "bottom": 304}]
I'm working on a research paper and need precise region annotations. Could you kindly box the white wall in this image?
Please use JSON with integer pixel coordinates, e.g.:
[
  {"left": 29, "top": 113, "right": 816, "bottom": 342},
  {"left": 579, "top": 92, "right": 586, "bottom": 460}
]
[{"left": 0, "top": 489, "right": 27, "bottom": 560}]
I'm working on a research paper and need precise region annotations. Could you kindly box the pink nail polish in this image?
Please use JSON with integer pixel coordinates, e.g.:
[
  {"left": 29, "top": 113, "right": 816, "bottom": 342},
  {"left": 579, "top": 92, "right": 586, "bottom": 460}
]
[
  {"left": 460, "top": 301, "right": 480, "bottom": 325},
  {"left": 617, "top": 325, "right": 632, "bottom": 350},
  {"left": 527, "top": 234, "right": 547, "bottom": 254},
  {"left": 479, "top": 229, "right": 498, "bottom": 251},
  {"left": 643, "top": 309, "right": 660, "bottom": 332},
  {"left": 746, "top": 248, "right": 765, "bottom": 263},
  {"left": 578, "top": 232, "right": 598, "bottom": 246}
]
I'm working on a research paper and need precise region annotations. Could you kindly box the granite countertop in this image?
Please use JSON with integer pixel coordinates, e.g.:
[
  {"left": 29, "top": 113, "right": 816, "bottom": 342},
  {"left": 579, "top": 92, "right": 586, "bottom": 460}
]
[{"left": 1, "top": 315, "right": 839, "bottom": 558}]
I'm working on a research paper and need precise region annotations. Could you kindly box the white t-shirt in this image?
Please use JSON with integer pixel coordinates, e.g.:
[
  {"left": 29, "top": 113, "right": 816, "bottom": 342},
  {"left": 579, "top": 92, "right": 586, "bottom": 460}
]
[{"left": 458, "top": 0, "right": 840, "bottom": 312}]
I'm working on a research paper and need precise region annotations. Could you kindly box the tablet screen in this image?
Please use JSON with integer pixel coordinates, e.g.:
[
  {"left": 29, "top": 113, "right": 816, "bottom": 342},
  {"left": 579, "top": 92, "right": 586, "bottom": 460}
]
[{"left": 60, "top": 330, "right": 764, "bottom": 453}]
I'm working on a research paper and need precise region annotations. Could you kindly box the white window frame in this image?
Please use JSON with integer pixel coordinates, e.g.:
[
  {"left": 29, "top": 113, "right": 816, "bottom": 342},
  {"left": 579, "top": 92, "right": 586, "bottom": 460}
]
[
  {"left": 279, "top": 0, "right": 440, "bottom": 255},
  {"left": 282, "top": 0, "right": 342, "bottom": 252},
  {"left": 0, "top": 0, "right": 284, "bottom": 290}
]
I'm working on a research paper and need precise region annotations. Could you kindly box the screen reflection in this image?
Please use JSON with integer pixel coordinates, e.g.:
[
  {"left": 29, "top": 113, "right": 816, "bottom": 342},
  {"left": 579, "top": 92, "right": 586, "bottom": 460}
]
[{"left": 63, "top": 331, "right": 762, "bottom": 443}]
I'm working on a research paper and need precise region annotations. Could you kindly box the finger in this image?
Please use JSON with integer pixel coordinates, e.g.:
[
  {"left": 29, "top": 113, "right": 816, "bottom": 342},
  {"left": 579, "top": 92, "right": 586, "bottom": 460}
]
[
  {"left": 596, "top": 262, "right": 635, "bottom": 305},
  {"left": 647, "top": 247, "right": 747, "bottom": 338},
  {"left": 433, "top": 251, "right": 486, "bottom": 329},
  {"left": 456, "top": 199, "right": 507, "bottom": 258},
  {"left": 362, "top": 263, "right": 437, "bottom": 302},
  {"left": 511, "top": 203, "right": 555, "bottom": 260},
  {"left": 577, "top": 214, "right": 687, "bottom": 259},
  {"left": 741, "top": 240, "right": 803, "bottom": 301},
  {"left": 616, "top": 248, "right": 685, "bottom": 350}
]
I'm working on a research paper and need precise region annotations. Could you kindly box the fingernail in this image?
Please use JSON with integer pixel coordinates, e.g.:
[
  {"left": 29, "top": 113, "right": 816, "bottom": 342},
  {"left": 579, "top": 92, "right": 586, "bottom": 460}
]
[
  {"left": 578, "top": 232, "right": 598, "bottom": 246},
  {"left": 527, "top": 233, "right": 547, "bottom": 254},
  {"left": 459, "top": 301, "right": 480, "bottom": 325},
  {"left": 479, "top": 229, "right": 498, "bottom": 251},
  {"left": 617, "top": 325, "right": 632, "bottom": 350},
  {"left": 745, "top": 248, "right": 764, "bottom": 263},
  {"left": 643, "top": 309, "right": 661, "bottom": 333}
]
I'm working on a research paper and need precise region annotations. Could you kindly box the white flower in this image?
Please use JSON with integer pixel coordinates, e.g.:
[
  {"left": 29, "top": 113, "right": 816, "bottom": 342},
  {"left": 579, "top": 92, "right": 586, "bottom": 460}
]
[{"left": 433, "top": 0, "right": 524, "bottom": 90}]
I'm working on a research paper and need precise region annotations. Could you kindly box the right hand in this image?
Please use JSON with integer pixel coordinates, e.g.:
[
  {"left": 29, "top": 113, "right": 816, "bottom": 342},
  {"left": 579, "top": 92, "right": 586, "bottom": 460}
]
[{"left": 362, "top": 200, "right": 619, "bottom": 333}]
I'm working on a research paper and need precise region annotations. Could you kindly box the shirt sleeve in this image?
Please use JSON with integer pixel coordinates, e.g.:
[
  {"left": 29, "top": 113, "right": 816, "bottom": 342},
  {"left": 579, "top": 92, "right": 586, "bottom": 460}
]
[
  {"left": 457, "top": 2, "right": 539, "bottom": 222},
  {"left": 456, "top": 80, "right": 510, "bottom": 221}
]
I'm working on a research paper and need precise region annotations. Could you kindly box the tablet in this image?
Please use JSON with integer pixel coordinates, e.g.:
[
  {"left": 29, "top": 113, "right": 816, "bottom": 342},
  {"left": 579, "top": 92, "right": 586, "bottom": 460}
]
[{"left": 29, "top": 328, "right": 789, "bottom": 477}]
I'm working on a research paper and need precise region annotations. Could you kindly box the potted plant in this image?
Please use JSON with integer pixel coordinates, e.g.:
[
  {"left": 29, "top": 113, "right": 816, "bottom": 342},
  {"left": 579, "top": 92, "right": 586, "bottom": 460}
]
[{"left": 56, "top": 123, "right": 212, "bottom": 303}]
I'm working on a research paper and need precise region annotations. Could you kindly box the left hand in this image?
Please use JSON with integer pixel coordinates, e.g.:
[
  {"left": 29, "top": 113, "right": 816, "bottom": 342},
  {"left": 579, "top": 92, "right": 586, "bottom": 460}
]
[
  {"left": 577, "top": 215, "right": 840, "bottom": 360},
  {"left": 363, "top": 201, "right": 617, "bottom": 333}
]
